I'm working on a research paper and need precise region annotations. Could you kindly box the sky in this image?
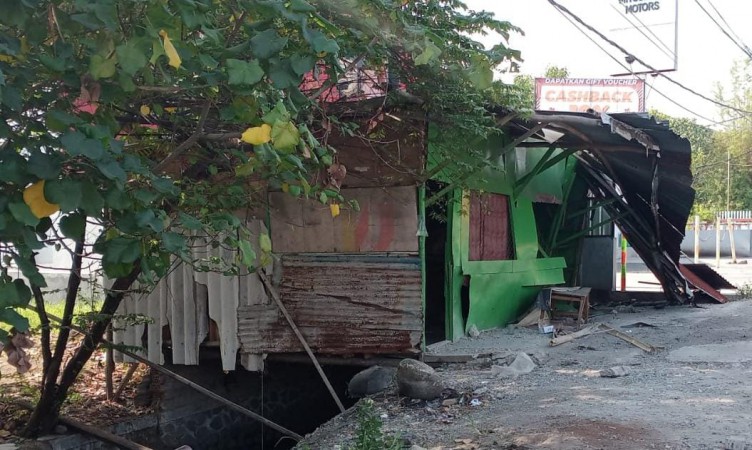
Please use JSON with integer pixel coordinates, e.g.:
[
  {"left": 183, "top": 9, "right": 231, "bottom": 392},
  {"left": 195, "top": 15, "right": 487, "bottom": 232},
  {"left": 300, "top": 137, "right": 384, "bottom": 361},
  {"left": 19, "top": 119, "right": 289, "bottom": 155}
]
[{"left": 463, "top": 0, "right": 752, "bottom": 127}]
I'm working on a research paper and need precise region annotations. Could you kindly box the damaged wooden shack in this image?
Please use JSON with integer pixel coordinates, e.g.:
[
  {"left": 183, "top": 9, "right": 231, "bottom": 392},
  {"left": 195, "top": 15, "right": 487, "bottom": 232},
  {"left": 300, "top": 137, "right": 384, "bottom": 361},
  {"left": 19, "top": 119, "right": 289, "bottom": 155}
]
[{"left": 114, "top": 103, "right": 706, "bottom": 371}]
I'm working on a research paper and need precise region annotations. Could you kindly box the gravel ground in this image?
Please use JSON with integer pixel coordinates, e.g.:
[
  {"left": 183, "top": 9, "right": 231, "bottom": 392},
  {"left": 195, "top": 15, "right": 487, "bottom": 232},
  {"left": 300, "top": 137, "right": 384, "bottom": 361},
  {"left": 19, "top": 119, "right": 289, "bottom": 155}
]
[{"left": 299, "top": 299, "right": 752, "bottom": 450}]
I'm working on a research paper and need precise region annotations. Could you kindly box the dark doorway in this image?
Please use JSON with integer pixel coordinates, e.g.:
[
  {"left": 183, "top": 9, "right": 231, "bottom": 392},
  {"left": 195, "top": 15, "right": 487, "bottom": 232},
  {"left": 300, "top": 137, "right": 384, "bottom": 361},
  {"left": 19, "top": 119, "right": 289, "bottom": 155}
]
[{"left": 424, "top": 181, "right": 449, "bottom": 344}]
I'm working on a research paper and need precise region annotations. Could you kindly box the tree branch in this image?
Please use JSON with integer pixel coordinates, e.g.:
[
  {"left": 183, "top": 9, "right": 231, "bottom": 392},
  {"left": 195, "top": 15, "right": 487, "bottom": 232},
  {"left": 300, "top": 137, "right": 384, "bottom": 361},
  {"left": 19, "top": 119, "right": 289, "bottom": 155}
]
[{"left": 153, "top": 100, "right": 212, "bottom": 174}]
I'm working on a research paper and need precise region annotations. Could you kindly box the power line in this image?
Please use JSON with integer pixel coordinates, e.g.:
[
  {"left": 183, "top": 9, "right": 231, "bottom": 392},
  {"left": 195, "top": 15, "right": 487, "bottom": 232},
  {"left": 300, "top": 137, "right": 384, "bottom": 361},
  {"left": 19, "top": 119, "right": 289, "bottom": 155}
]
[
  {"left": 693, "top": 0, "right": 752, "bottom": 60},
  {"left": 552, "top": 5, "right": 723, "bottom": 125},
  {"left": 609, "top": 3, "right": 675, "bottom": 62},
  {"left": 548, "top": 0, "right": 752, "bottom": 117},
  {"left": 707, "top": 0, "right": 746, "bottom": 44}
]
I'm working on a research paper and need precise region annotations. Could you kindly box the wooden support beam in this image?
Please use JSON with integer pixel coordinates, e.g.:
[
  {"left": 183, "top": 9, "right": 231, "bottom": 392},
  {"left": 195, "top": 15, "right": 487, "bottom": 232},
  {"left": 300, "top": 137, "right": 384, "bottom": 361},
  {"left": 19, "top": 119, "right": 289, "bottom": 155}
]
[
  {"left": 113, "top": 362, "right": 140, "bottom": 402},
  {"left": 259, "top": 271, "right": 346, "bottom": 413}
]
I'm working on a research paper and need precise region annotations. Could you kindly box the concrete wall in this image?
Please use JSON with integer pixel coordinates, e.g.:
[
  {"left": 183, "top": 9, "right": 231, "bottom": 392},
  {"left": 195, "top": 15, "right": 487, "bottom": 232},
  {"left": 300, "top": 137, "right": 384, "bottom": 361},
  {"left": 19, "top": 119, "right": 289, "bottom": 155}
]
[{"left": 681, "top": 230, "right": 752, "bottom": 258}]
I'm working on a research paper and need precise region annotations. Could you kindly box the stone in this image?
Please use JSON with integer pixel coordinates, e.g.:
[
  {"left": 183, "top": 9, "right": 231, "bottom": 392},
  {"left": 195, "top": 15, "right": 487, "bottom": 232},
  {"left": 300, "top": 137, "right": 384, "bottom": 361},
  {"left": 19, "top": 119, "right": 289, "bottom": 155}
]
[
  {"left": 468, "top": 325, "right": 480, "bottom": 338},
  {"left": 491, "top": 352, "right": 536, "bottom": 377},
  {"left": 347, "top": 365, "right": 396, "bottom": 398},
  {"left": 442, "top": 398, "right": 458, "bottom": 407},
  {"left": 53, "top": 424, "right": 68, "bottom": 434},
  {"left": 396, "top": 359, "right": 444, "bottom": 400},
  {"left": 599, "top": 366, "right": 630, "bottom": 378}
]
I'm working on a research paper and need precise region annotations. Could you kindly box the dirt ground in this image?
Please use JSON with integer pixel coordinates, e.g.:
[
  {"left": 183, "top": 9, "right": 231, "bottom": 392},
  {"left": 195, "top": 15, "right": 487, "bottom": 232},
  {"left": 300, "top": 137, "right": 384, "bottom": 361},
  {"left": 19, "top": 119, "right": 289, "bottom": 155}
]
[{"left": 300, "top": 298, "right": 752, "bottom": 450}]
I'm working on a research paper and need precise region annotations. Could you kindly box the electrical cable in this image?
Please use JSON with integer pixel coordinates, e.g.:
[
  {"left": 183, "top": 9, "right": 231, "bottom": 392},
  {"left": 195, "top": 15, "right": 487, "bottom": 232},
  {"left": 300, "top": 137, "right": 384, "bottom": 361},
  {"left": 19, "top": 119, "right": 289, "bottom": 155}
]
[
  {"left": 693, "top": 0, "right": 752, "bottom": 60},
  {"left": 707, "top": 0, "right": 747, "bottom": 47},
  {"left": 548, "top": 0, "right": 752, "bottom": 117},
  {"left": 609, "top": 3, "right": 675, "bottom": 62},
  {"left": 552, "top": 5, "right": 724, "bottom": 125}
]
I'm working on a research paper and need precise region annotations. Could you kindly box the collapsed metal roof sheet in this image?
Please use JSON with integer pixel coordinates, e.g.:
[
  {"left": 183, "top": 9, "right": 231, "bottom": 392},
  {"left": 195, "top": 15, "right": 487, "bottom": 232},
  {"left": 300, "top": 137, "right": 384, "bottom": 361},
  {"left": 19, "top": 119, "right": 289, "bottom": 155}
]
[{"left": 510, "top": 111, "right": 698, "bottom": 305}]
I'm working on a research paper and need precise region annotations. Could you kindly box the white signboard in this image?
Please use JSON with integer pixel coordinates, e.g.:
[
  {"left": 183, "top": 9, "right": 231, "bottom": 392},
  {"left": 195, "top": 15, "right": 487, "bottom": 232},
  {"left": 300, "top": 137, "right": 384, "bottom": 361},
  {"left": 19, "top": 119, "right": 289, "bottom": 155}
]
[{"left": 535, "top": 78, "right": 646, "bottom": 113}]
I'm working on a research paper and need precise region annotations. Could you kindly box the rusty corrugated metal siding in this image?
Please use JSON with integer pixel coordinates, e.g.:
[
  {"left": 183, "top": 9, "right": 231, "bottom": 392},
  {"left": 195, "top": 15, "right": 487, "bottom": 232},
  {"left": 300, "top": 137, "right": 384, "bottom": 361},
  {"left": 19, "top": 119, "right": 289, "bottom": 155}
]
[{"left": 238, "top": 254, "right": 422, "bottom": 355}]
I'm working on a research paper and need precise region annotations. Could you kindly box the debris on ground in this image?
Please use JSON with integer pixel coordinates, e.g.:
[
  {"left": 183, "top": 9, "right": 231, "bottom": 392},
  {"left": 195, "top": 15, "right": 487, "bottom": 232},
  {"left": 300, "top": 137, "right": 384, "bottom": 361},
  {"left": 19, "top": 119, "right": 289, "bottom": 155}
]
[
  {"left": 347, "top": 365, "right": 395, "bottom": 398},
  {"left": 490, "top": 352, "right": 536, "bottom": 377},
  {"left": 599, "top": 366, "right": 630, "bottom": 378}
]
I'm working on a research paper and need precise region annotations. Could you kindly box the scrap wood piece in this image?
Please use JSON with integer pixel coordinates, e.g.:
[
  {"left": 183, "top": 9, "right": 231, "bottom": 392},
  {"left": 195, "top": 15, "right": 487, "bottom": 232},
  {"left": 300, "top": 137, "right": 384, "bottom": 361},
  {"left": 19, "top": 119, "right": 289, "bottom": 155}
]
[
  {"left": 258, "top": 270, "right": 346, "bottom": 413},
  {"left": 599, "top": 324, "right": 659, "bottom": 353},
  {"left": 549, "top": 323, "right": 603, "bottom": 347},
  {"left": 515, "top": 307, "right": 541, "bottom": 327}
]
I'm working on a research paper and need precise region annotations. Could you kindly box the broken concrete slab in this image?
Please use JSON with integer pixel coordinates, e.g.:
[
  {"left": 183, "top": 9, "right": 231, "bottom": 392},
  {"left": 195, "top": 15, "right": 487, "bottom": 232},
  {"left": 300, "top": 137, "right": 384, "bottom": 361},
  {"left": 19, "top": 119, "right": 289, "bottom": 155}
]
[
  {"left": 396, "top": 359, "right": 444, "bottom": 400},
  {"left": 491, "top": 352, "right": 536, "bottom": 377},
  {"left": 668, "top": 341, "right": 752, "bottom": 363},
  {"left": 599, "top": 366, "right": 630, "bottom": 378}
]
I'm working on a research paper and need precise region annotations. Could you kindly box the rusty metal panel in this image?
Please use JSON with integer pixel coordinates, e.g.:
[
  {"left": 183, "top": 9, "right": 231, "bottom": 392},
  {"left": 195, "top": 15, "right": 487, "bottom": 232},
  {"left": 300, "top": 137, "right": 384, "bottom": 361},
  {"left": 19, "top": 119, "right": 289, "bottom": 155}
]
[
  {"left": 469, "top": 192, "right": 512, "bottom": 261},
  {"left": 237, "top": 254, "right": 422, "bottom": 355},
  {"left": 679, "top": 264, "right": 728, "bottom": 304},
  {"left": 270, "top": 186, "right": 419, "bottom": 253}
]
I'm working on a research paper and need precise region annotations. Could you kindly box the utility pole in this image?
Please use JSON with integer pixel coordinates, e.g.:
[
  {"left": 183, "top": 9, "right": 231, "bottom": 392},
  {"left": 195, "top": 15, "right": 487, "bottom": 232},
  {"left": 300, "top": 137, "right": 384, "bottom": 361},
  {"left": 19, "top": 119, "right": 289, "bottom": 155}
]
[{"left": 727, "top": 145, "right": 731, "bottom": 212}]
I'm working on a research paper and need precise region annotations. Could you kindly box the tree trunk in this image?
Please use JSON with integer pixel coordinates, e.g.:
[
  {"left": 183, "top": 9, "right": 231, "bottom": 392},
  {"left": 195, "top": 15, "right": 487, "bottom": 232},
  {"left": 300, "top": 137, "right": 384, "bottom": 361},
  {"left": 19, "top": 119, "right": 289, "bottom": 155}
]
[{"left": 22, "top": 265, "right": 140, "bottom": 437}]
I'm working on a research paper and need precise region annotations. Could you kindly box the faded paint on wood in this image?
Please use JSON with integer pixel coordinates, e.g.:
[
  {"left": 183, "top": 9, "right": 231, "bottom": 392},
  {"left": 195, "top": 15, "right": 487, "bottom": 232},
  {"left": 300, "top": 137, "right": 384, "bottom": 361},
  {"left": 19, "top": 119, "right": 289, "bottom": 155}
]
[
  {"left": 237, "top": 254, "right": 422, "bottom": 354},
  {"left": 270, "top": 186, "right": 419, "bottom": 253},
  {"left": 469, "top": 192, "right": 512, "bottom": 261}
]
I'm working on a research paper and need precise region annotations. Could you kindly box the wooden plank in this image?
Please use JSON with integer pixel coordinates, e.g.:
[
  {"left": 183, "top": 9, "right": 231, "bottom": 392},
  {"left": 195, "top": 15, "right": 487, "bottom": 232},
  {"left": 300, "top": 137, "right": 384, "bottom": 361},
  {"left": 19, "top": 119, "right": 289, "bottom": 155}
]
[{"left": 550, "top": 323, "right": 602, "bottom": 347}]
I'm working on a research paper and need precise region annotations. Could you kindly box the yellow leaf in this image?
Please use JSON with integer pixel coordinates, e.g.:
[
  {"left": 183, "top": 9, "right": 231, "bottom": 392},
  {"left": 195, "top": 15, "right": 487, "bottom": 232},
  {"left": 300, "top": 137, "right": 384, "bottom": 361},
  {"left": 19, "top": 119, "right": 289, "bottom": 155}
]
[
  {"left": 159, "top": 30, "right": 181, "bottom": 69},
  {"left": 140, "top": 105, "right": 151, "bottom": 115},
  {"left": 330, "top": 203, "right": 340, "bottom": 218},
  {"left": 281, "top": 182, "right": 289, "bottom": 193},
  {"left": 23, "top": 181, "right": 60, "bottom": 219},
  {"left": 241, "top": 124, "right": 272, "bottom": 145},
  {"left": 164, "top": 106, "right": 177, "bottom": 113},
  {"left": 0, "top": 54, "right": 14, "bottom": 63}
]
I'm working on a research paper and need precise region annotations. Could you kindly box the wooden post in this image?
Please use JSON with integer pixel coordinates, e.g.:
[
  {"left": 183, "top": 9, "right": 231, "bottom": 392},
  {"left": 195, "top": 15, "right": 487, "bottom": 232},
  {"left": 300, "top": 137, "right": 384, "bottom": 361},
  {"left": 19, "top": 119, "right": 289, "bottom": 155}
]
[
  {"left": 728, "top": 217, "right": 737, "bottom": 264},
  {"left": 694, "top": 215, "right": 700, "bottom": 263},
  {"left": 114, "top": 362, "right": 140, "bottom": 401},
  {"left": 105, "top": 325, "right": 114, "bottom": 400},
  {"left": 716, "top": 215, "right": 721, "bottom": 268},
  {"left": 259, "top": 271, "right": 346, "bottom": 413}
]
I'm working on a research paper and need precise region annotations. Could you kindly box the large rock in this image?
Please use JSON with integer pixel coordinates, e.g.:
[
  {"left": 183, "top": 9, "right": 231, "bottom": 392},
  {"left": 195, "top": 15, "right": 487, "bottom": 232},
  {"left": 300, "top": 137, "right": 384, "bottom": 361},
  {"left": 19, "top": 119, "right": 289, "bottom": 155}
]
[
  {"left": 396, "top": 359, "right": 443, "bottom": 400},
  {"left": 347, "top": 365, "right": 396, "bottom": 397}
]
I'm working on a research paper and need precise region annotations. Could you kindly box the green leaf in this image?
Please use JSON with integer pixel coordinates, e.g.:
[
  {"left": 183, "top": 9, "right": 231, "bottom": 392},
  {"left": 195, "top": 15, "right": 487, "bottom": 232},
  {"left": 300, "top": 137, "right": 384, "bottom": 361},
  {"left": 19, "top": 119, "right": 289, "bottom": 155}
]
[
  {"left": 0, "top": 153, "right": 28, "bottom": 184},
  {"left": 262, "top": 101, "right": 290, "bottom": 125},
  {"left": 45, "top": 179, "right": 82, "bottom": 212},
  {"left": 235, "top": 162, "right": 255, "bottom": 177},
  {"left": 290, "top": 0, "right": 316, "bottom": 12},
  {"left": 271, "top": 121, "right": 300, "bottom": 151},
  {"left": 116, "top": 41, "right": 147, "bottom": 76},
  {"left": 161, "top": 232, "right": 186, "bottom": 254},
  {"left": 89, "top": 54, "right": 117, "bottom": 79},
  {"left": 268, "top": 58, "right": 299, "bottom": 89},
  {"left": 27, "top": 152, "right": 60, "bottom": 179},
  {"left": 60, "top": 132, "right": 105, "bottom": 160},
  {"left": 0, "top": 279, "right": 33, "bottom": 308},
  {"left": 259, "top": 233, "right": 272, "bottom": 253},
  {"left": 12, "top": 255, "right": 46, "bottom": 287},
  {"left": 103, "top": 237, "right": 141, "bottom": 264},
  {"left": 46, "top": 110, "right": 82, "bottom": 132},
  {"left": 178, "top": 213, "right": 202, "bottom": 231},
  {"left": 60, "top": 213, "right": 86, "bottom": 240},
  {"left": 135, "top": 209, "right": 164, "bottom": 232},
  {"left": 105, "top": 187, "right": 132, "bottom": 210},
  {"left": 96, "top": 158, "right": 127, "bottom": 183},
  {"left": 238, "top": 239, "right": 256, "bottom": 269},
  {"left": 80, "top": 182, "right": 105, "bottom": 216},
  {"left": 8, "top": 202, "right": 39, "bottom": 227},
  {"left": 305, "top": 29, "right": 339, "bottom": 54},
  {"left": 22, "top": 228, "right": 43, "bottom": 250},
  {"left": 250, "top": 29, "right": 288, "bottom": 59},
  {"left": 414, "top": 39, "right": 441, "bottom": 66},
  {"left": 290, "top": 53, "right": 315, "bottom": 76},
  {"left": 152, "top": 177, "right": 178, "bottom": 195},
  {"left": 0, "top": 309, "right": 30, "bottom": 332},
  {"left": 226, "top": 59, "right": 264, "bottom": 86}
]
